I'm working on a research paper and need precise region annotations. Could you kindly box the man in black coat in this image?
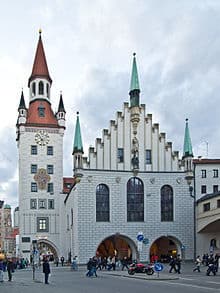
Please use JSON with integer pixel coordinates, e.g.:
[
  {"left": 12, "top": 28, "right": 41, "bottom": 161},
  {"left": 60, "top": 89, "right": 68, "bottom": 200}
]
[
  {"left": 7, "top": 259, "right": 14, "bottom": 281},
  {"left": 43, "top": 257, "right": 51, "bottom": 284}
]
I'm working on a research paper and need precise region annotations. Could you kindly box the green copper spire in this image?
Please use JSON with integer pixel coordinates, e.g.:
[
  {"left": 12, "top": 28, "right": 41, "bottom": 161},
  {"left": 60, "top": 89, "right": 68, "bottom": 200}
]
[
  {"left": 129, "top": 53, "right": 140, "bottom": 107},
  {"left": 130, "top": 53, "right": 140, "bottom": 91},
  {"left": 183, "top": 118, "right": 193, "bottom": 158},
  {"left": 73, "top": 112, "right": 84, "bottom": 154}
]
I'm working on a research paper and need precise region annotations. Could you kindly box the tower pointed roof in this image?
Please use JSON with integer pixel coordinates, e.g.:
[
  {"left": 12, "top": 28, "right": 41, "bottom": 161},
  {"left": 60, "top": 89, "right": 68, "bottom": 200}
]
[
  {"left": 58, "top": 92, "right": 66, "bottom": 113},
  {"left": 129, "top": 53, "right": 140, "bottom": 107},
  {"left": 28, "top": 30, "right": 52, "bottom": 86},
  {"left": 183, "top": 118, "right": 193, "bottom": 158},
  {"left": 18, "top": 90, "right": 26, "bottom": 110},
  {"left": 73, "top": 112, "right": 84, "bottom": 154},
  {"left": 130, "top": 53, "right": 140, "bottom": 92}
]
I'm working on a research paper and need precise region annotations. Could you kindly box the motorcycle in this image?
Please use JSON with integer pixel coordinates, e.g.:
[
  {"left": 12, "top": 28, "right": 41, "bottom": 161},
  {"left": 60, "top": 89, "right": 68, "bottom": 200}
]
[{"left": 128, "top": 262, "right": 154, "bottom": 275}]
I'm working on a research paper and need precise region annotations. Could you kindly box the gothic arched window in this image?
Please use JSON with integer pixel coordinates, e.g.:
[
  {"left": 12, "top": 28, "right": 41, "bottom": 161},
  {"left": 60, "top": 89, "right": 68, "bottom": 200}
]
[
  {"left": 161, "top": 185, "right": 173, "bottom": 222},
  {"left": 39, "top": 81, "right": 44, "bottom": 95},
  {"left": 96, "top": 184, "right": 109, "bottom": 222},
  {"left": 127, "top": 177, "right": 144, "bottom": 222}
]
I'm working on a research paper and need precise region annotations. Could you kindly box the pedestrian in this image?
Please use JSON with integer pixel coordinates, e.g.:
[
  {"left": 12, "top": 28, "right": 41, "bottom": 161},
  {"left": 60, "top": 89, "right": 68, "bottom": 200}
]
[
  {"left": 193, "top": 255, "right": 202, "bottom": 272},
  {"left": 169, "top": 256, "right": 177, "bottom": 273},
  {"left": 42, "top": 257, "right": 51, "bottom": 284},
  {"left": 60, "top": 256, "right": 65, "bottom": 266},
  {"left": 6, "top": 259, "right": 14, "bottom": 282},
  {"left": 0, "top": 259, "right": 4, "bottom": 282},
  {"left": 71, "top": 256, "right": 78, "bottom": 271},
  {"left": 55, "top": 257, "right": 59, "bottom": 267},
  {"left": 206, "top": 255, "right": 216, "bottom": 276},
  {"left": 102, "top": 257, "right": 107, "bottom": 270},
  {"left": 96, "top": 256, "right": 102, "bottom": 270},
  {"left": 91, "top": 257, "right": 98, "bottom": 277},
  {"left": 112, "top": 256, "right": 116, "bottom": 271},
  {"left": 214, "top": 254, "right": 219, "bottom": 272},
  {"left": 86, "top": 258, "right": 93, "bottom": 277},
  {"left": 121, "top": 256, "right": 129, "bottom": 271},
  {"left": 176, "top": 254, "right": 182, "bottom": 274}
]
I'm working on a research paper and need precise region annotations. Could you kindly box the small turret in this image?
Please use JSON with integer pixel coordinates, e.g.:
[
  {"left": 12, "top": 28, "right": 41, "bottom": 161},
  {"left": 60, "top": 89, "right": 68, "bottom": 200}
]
[
  {"left": 18, "top": 90, "right": 27, "bottom": 124},
  {"left": 56, "top": 92, "right": 66, "bottom": 127},
  {"left": 182, "top": 118, "right": 194, "bottom": 185},
  {"left": 72, "top": 112, "right": 84, "bottom": 177}
]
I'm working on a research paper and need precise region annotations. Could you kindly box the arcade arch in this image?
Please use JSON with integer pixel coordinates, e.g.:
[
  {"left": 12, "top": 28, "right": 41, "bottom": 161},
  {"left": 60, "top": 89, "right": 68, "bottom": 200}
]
[
  {"left": 150, "top": 236, "right": 182, "bottom": 262},
  {"left": 35, "top": 239, "right": 59, "bottom": 261},
  {"left": 96, "top": 234, "right": 138, "bottom": 261}
]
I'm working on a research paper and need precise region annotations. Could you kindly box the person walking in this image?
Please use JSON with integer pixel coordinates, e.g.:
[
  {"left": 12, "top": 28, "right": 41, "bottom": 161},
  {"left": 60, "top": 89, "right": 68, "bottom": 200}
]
[
  {"left": 0, "top": 259, "right": 4, "bottom": 282},
  {"left": 6, "top": 259, "right": 14, "bottom": 282},
  {"left": 42, "top": 257, "right": 51, "bottom": 284},
  {"left": 169, "top": 256, "right": 177, "bottom": 273},
  {"left": 60, "top": 256, "right": 65, "bottom": 266},
  {"left": 86, "top": 258, "right": 93, "bottom": 277},
  {"left": 176, "top": 254, "right": 182, "bottom": 274},
  {"left": 55, "top": 257, "right": 59, "bottom": 267},
  {"left": 121, "top": 256, "right": 129, "bottom": 271},
  {"left": 193, "top": 255, "right": 202, "bottom": 272}
]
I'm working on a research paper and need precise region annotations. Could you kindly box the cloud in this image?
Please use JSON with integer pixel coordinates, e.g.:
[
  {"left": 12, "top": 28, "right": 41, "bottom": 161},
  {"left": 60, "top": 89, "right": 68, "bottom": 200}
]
[{"left": 1, "top": 0, "right": 220, "bottom": 210}]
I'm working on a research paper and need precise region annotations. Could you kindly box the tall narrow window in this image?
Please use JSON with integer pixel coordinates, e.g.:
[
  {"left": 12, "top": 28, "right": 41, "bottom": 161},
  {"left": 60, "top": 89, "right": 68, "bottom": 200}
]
[
  {"left": 161, "top": 185, "right": 173, "bottom": 222},
  {"left": 38, "top": 103, "right": 45, "bottom": 117},
  {"left": 39, "top": 81, "right": 44, "bottom": 95},
  {"left": 47, "top": 146, "right": 53, "bottom": 156},
  {"left": 48, "top": 199, "right": 54, "bottom": 209},
  {"left": 201, "top": 170, "right": 206, "bottom": 178},
  {"left": 30, "top": 199, "right": 37, "bottom": 209},
  {"left": 146, "top": 149, "right": 152, "bottom": 164},
  {"left": 213, "top": 185, "right": 218, "bottom": 193},
  {"left": 32, "top": 82, "right": 36, "bottom": 95},
  {"left": 47, "top": 165, "right": 54, "bottom": 174},
  {"left": 47, "top": 183, "right": 54, "bottom": 194},
  {"left": 31, "top": 145, "right": 37, "bottom": 155},
  {"left": 96, "top": 184, "right": 109, "bottom": 222},
  {"left": 127, "top": 177, "right": 144, "bottom": 222},
  {"left": 117, "top": 148, "right": 124, "bottom": 163},
  {"left": 31, "top": 164, "right": 38, "bottom": 174},
  {"left": 46, "top": 84, "right": 49, "bottom": 97},
  {"left": 31, "top": 182, "right": 38, "bottom": 192},
  {"left": 213, "top": 169, "right": 218, "bottom": 178},
  {"left": 201, "top": 185, "right": 207, "bottom": 194}
]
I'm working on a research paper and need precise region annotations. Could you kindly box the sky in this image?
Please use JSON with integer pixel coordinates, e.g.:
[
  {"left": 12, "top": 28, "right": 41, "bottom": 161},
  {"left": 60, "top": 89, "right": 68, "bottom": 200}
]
[{"left": 1, "top": 0, "right": 220, "bottom": 212}]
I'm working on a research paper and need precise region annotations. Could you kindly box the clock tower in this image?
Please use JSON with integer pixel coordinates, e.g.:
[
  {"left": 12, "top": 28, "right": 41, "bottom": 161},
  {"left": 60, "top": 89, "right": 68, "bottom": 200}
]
[{"left": 16, "top": 31, "right": 65, "bottom": 260}]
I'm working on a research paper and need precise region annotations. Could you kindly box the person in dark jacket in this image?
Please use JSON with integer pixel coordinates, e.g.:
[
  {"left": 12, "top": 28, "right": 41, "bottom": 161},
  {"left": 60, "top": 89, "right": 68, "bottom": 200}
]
[
  {"left": 169, "top": 256, "right": 177, "bottom": 273},
  {"left": 43, "top": 257, "right": 51, "bottom": 284},
  {"left": 6, "top": 259, "right": 14, "bottom": 281}
]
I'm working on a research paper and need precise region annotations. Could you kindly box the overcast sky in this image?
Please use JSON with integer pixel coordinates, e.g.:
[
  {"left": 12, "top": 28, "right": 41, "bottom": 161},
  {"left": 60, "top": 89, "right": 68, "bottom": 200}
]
[{"left": 1, "top": 0, "right": 220, "bottom": 211}]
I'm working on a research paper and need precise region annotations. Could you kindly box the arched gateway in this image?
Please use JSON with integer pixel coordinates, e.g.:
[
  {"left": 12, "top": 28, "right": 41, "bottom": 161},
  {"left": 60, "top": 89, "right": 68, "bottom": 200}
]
[
  {"left": 35, "top": 239, "right": 59, "bottom": 261},
  {"left": 96, "top": 234, "right": 138, "bottom": 261},
  {"left": 150, "top": 236, "right": 183, "bottom": 262}
]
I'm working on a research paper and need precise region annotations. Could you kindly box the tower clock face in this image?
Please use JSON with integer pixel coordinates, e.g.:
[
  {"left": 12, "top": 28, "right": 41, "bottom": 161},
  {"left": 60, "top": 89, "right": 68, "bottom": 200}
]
[{"left": 35, "top": 130, "right": 50, "bottom": 146}]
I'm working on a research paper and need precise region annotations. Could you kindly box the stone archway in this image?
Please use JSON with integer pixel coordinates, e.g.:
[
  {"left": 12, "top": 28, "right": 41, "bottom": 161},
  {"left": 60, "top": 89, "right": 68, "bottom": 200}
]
[
  {"left": 36, "top": 239, "right": 58, "bottom": 261},
  {"left": 96, "top": 234, "right": 138, "bottom": 261},
  {"left": 150, "top": 236, "right": 182, "bottom": 262}
]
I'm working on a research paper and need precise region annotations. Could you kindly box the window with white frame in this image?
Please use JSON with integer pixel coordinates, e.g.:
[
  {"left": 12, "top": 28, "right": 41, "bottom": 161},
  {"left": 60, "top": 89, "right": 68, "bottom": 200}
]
[{"left": 37, "top": 217, "right": 49, "bottom": 232}]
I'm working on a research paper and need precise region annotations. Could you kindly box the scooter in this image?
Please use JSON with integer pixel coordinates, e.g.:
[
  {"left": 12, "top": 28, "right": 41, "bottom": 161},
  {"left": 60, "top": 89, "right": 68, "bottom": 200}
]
[{"left": 128, "top": 262, "right": 154, "bottom": 275}]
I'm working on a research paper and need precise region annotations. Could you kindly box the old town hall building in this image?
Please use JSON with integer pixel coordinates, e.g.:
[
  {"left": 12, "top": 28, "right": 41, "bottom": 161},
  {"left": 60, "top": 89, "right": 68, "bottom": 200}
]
[{"left": 16, "top": 32, "right": 195, "bottom": 263}]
